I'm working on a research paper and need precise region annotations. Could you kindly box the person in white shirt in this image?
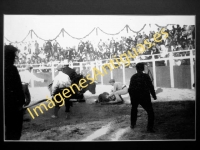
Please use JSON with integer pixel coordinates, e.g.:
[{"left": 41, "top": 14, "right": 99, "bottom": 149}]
[
  {"left": 95, "top": 79, "right": 127, "bottom": 104},
  {"left": 51, "top": 65, "right": 71, "bottom": 95},
  {"left": 19, "top": 65, "right": 44, "bottom": 106},
  {"left": 50, "top": 65, "right": 72, "bottom": 119},
  {"left": 19, "top": 65, "right": 44, "bottom": 121},
  {"left": 107, "top": 79, "right": 128, "bottom": 104}
]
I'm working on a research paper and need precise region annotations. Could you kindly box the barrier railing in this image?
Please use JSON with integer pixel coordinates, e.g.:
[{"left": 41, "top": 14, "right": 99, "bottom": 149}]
[{"left": 16, "top": 49, "right": 195, "bottom": 89}]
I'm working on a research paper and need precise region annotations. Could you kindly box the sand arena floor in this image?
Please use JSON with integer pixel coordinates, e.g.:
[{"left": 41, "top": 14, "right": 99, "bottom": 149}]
[
  {"left": 29, "top": 84, "right": 195, "bottom": 104},
  {"left": 19, "top": 85, "right": 195, "bottom": 141}
]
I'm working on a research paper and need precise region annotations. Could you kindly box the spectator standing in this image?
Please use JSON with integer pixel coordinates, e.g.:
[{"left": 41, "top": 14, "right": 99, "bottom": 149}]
[
  {"left": 46, "top": 40, "right": 53, "bottom": 56},
  {"left": 28, "top": 42, "right": 32, "bottom": 54},
  {"left": 98, "top": 39, "right": 103, "bottom": 51},
  {"left": 34, "top": 40, "right": 40, "bottom": 55},
  {"left": 53, "top": 40, "right": 60, "bottom": 54},
  {"left": 188, "top": 40, "right": 194, "bottom": 50},
  {"left": 78, "top": 41, "right": 85, "bottom": 54},
  {"left": 43, "top": 41, "right": 48, "bottom": 54},
  {"left": 68, "top": 48, "right": 74, "bottom": 62}
]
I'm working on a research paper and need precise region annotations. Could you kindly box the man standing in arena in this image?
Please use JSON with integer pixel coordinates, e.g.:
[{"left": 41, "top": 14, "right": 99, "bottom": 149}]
[
  {"left": 51, "top": 65, "right": 72, "bottom": 119},
  {"left": 19, "top": 65, "right": 45, "bottom": 104},
  {"left": 128, "top": 63, "right": 157, "bottom": 132},
  {"left": 5, "top": 45, "right": 25, "bottom": 140}
]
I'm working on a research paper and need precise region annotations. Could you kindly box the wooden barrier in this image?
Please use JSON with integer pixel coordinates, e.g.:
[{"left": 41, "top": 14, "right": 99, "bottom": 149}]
[{"left": 16, "top": 49, "right": 195, "bottom": 89}]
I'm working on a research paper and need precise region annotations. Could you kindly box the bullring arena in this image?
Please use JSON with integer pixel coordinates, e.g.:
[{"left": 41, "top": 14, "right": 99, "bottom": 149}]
[
  {"left": 4, "top": 15, "right": 196, "bottom": 141},
  {"left": 19, "top": 59, "right": 195, "bottom": 141}
]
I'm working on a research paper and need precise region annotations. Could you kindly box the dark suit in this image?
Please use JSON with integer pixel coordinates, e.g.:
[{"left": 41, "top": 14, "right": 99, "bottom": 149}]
[
  {"left": 5, "top": 65, "right": 25, "bottom": 140},
  {"left": 46, "top": 41, "right": 53, "bottom": 56},
  {"left": 128, "top": 72, "right": 157, "bottom": 130}
]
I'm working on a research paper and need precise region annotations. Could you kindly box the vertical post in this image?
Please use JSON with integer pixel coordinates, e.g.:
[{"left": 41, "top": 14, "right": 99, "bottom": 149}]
[
  {"left": 70, "top": 62, "right": 74, "bottom": 69},
  {"left": 169, "top": 52, "right": 174, "bottom": 88},
  {"left": 100, "top": 61, "right": 103, "bottom": 85},
  {"left": 152, "top": 55, "right": 157, "bottom": 88},
  {"left": 31, "top": 68, "right": 34, "bottom": 88},
  {"left": 122, "top": 63, "right": 126, "bottom": 85},
  {"left": 95, "top": 60, "right": 98, "bottom": 69},
  {"left": 190, "top": 50, "right": 194, "bottom": 89},
  {"left": 110, "top": 62, "right": 113, "bottom": 79},
  {"left": 80, "top": 62, "right": 83, "bottom": 74},
  {"left": 71, "top": 62, "right": 74, "bottom": 69},
  {"left": 91, "top": 62, "right": 94, "bottom": 78},
  {"left": 95, "top": 60, "right": 98, "bottom": 79},
  {"left": 52, "top": 62, "right": 55, "bottom": 81}
]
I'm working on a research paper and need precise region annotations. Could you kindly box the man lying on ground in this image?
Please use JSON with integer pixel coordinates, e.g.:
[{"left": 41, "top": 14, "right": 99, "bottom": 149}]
[
  {"left": 95, "top": 92, "right": 124, "bottom": 104},
  {"left": 95, "top": 79, "right": 128, "bottom": 104}
]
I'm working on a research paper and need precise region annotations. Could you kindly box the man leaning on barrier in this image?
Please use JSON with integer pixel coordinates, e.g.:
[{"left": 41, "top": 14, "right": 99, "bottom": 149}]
[{"left": 19, "top": 65, "right": 45, "bottom": 121}]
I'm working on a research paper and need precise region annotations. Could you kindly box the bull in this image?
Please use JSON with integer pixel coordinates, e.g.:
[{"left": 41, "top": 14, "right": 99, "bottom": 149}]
[
  {"left": 48, "top": 74, "right": 96, "bottom": 101},
  {"left": 48, "top": 64, "right": 96, "bottom": 115}
]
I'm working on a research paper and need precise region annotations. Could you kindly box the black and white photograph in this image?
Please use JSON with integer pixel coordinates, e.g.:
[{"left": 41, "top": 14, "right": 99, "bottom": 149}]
[{"left": 3, "top": 15, "right": 196, "bottom": 141}]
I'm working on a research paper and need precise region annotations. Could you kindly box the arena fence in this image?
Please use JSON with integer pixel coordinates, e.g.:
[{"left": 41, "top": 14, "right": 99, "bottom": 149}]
[{"left": 16, "top": 49, "right": 195, "bottom": 89}]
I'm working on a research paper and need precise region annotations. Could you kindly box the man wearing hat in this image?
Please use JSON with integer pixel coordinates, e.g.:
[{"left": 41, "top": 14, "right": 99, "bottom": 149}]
[{"left": 51, "top": 64, "right": 72, "bottom": 118}]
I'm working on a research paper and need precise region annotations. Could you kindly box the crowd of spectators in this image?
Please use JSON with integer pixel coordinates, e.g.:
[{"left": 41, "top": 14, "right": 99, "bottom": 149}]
[{"left": 7, "top": 24, "right": 195, "bottom": 69}]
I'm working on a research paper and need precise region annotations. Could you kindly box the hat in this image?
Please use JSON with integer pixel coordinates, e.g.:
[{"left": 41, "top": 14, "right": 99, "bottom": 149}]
[
  {"left": 56, "top": 64, "right": 63, "bottom": 71},
  {"left": 25, "top": 65, "right": 33, "bottom": 70},
  {"left": 109, "top": 79, "right": 115, "bottom": 83}
]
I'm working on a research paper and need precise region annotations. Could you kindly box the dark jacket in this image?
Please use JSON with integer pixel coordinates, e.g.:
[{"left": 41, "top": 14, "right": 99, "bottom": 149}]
[
  {"left": 5, "top": 65, "right": 25, "bottom": 114},
  {"left": 128, "top": 72, "right": 156, "bottom": 103}
]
